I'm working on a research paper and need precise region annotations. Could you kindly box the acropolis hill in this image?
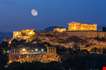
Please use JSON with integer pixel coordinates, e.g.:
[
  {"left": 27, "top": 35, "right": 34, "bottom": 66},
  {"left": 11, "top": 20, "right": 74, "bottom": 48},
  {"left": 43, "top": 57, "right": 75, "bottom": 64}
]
[
  {"left": 10, "top": 22, "right": 106, "bottom": 63},
  {"left": 0, "top": 22, "right": 105, "bottom": 64}
]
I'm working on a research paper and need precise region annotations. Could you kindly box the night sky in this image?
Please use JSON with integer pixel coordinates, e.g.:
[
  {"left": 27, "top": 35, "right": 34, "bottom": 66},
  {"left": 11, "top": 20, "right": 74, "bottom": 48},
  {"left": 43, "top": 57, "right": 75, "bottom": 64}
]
[{"left": 0, "top": 0, "right": 106, "bottom": 32}]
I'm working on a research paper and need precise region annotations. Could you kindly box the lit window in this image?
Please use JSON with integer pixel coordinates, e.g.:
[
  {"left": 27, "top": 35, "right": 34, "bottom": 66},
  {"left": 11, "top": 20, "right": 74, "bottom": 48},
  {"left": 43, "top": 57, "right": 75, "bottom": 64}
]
[{"left": 31, "top": 50, "right": 34, "bottom": 52}]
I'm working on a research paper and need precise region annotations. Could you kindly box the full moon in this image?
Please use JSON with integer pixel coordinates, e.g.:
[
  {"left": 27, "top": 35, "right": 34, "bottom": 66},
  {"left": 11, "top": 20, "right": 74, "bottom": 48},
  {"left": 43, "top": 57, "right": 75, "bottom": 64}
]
[{"left": 31, "top": 9, "right": 38, "bottom": 16}]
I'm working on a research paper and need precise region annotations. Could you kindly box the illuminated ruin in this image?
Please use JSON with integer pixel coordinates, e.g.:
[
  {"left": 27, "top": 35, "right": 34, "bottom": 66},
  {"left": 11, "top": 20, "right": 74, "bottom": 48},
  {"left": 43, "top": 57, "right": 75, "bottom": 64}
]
[
  {"left": 13, "top": 29, "right": 36, "bottom": 42},
  {"left": 68, "top": 22, "right": 97, "bottom": 31}
]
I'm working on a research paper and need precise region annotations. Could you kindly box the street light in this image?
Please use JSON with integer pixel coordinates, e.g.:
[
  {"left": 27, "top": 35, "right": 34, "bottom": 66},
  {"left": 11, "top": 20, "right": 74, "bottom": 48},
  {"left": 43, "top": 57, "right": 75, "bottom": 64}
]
[
  {"left": 22, "top": 48, "right": 26, "bottom": 51},
  {"left": 41, "top": 49, "right": 44, "bottom": 52},
  {"left": 35, "top": 48, "right": 38, "bottom": 52},
  {"left": 20, "top": 48, "right": 28, "bottom": 54}
]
